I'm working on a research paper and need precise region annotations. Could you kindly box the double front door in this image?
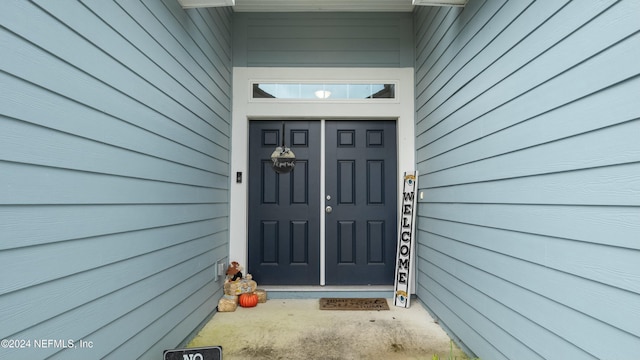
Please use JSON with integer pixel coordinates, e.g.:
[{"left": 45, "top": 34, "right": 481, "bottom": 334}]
[{"left": 248, "top": 120, "right": 397, "bottom": 285}]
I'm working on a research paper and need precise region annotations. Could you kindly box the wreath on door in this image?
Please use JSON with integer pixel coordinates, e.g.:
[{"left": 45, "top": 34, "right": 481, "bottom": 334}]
[{"left": 271, "top": 122, "right": 296, "bottom": 174}]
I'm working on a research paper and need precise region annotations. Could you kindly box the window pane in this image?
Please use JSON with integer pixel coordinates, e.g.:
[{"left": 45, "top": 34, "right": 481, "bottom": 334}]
[
  {"left": 252, "top": 83, "right": 395, "bottom": 100},
  {"left": 276, "top": 84, "right": 300, "bottom": 99},
  {"left": 371, "top": 84, "right": 395, "bottom": 98},
  {"left": 348, "top": 84, "right": 372, "bottom": 99},
  {"left": 254, "top": 84, "right": 276, "bottom": 98},
  {"left": 300, "top": 84, "right": 319, "bottom": 99},
  {"left": 323, "top": 84, "right": 348, "bottom": 99}
]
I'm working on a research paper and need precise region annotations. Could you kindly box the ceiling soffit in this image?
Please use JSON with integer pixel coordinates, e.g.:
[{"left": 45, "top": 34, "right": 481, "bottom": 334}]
[{"left": 178, "top": 0, "right": 469, "bottom": 12}]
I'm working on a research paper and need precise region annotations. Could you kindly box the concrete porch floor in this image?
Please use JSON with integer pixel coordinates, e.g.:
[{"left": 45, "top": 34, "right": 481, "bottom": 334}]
[{"left": 187, "top": 298, "right": 470, "bottom": 360}]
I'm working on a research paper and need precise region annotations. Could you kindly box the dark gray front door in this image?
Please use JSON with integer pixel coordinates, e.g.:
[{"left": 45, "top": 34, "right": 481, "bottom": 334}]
[
  {"left": 248, "top": 120, "right": 397, "bottom": 285},
  {"left": 325, "top": 120, "right": 397, "bottom": 285},
  {"left": 248, "top": 121, "right": 321, "bottom": 285}
]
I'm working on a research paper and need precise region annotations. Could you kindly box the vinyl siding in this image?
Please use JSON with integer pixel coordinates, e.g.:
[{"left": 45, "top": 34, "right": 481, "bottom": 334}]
[
  {"left": 0, "top": 1, "right": 232, "bottom": 359},
  {"left": 233, "top": 12, "right": 414, "bottom": 67},
  {"left": 414, "top": 1, "right": 640, "bottom": 359}
]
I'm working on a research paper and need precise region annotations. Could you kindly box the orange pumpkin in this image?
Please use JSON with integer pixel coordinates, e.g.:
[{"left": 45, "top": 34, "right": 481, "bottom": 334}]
[{"left": 239, "top": 292, "right": 258, "bottom": 308}]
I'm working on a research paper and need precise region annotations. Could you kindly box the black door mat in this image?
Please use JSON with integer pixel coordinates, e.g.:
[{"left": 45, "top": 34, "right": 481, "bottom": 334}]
[{"left": 319, "top": 298, "right": 390, "bottom": 310}]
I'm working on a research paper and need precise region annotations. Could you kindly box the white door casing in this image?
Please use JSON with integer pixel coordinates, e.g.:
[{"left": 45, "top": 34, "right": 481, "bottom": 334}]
[{"left": 230, "top": 67, "right": 415, "bottom": 285}]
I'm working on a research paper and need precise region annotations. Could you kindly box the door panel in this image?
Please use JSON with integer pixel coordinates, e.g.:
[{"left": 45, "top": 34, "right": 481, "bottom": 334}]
[
  {"left": 248, "top": 121, "right": 320, "bottom": 285},
  {"left": 325, "top": 120, "right": 397, "bottom": 285}
]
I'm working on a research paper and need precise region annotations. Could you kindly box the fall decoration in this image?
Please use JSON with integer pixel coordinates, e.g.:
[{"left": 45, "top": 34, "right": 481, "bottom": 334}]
[
  {"left": 226, "top": 261, "right": 243, "bottom": 281},
  {"left": 255, "top": 289, "right": 267, "bottom": 303},
  {"left": 221, "top": 261, "right": 267, "bottom": 310},
  {"left": 224, "top": 277, "right": 257, "bottom": 295},
  {"left": 239, "top": 293, "right": 259, "bottom": 308},
  {"left": 217, "top": 295, "right": 238, "bottom": 312}
]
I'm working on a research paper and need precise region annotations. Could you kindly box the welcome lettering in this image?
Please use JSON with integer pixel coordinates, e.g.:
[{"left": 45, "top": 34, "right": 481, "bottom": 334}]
[{"left": 394, "top": 172, "right": 418, "bottom": 308}]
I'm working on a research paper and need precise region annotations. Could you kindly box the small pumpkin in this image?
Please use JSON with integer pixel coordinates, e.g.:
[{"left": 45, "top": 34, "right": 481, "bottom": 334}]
[{"left": 239, "top": 292, "right": 258, "bottom": 308}]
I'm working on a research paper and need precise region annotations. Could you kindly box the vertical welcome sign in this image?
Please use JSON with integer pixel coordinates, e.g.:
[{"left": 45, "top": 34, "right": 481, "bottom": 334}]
[{"left": 393, "top": 171, "right": 418, "bottom": 308}]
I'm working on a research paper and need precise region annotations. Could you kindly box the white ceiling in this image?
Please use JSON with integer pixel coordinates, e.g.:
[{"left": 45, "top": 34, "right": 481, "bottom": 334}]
[
  {"left": 177, "top": 0, "right": 467, "bottom": 12},
  {"left": 233, "top": 0, "right": 415, "bottom": 12}
]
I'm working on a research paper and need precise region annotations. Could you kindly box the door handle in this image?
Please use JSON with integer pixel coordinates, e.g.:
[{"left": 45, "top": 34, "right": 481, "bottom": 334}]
[{"left": 325, "top": 206, "right": 333, "bottom": 214}]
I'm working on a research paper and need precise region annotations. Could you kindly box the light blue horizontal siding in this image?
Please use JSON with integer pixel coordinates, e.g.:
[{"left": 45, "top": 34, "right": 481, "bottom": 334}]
[
  {"left": 0, "top": 204, "right": 226, "bottom": 250},
  {"left": 414, "top": 1, "right": 640, "bottom": 359},
  {"left": 233, "top": 12, "right": 414, "bottom": 67},
  {"left": 0, "top": 0, "right": 232, "bottom": 359}
]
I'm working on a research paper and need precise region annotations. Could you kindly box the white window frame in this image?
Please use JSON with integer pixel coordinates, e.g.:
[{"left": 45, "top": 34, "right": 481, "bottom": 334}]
[{"left": 250, "top": 81, "right": 399, "bottom": 102}]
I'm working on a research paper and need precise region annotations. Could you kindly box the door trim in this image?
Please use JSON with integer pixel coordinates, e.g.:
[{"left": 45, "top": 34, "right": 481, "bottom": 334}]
[
  {"left": 230, "top": 67, "right": 415, "bottom": 281},
  {"left": 320, "top": 119, "right": 326, "bottom": 285}
]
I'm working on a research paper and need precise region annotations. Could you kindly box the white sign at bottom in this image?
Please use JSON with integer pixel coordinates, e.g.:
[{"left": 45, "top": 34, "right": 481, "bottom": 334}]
[
  {"left": 163, "top": 346, "right": 222, "bottom": 360},
  {"left": 393, "top": 171, "right": 418, "bottom": 308}
]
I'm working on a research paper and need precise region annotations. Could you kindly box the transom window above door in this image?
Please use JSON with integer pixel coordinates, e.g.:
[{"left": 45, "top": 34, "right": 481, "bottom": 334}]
[{"left": 252, "top": 82, "right": 396, "bottom": 100}]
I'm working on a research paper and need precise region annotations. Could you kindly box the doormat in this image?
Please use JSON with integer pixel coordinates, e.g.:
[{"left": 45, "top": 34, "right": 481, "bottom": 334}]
[{"left": 319, "top": 298, "right": 389, "bottom": 311}]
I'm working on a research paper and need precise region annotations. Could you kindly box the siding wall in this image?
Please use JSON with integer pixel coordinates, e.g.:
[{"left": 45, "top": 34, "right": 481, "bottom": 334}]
[
  {"left": 233, "top": 12, "right": 414, "bottom": 67},
  {"left": 414, "top": 1, "right": 640, "bottom": 359},
  {"left": 0, "top": 1, "right": 232, "bottom": 359}
]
